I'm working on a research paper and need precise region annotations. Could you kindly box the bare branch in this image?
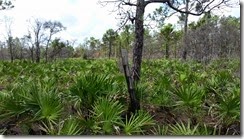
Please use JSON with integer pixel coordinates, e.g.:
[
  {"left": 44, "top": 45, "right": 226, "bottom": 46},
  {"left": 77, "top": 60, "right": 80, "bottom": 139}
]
[
  {"left": 122, "top": 1, "right": 137, "bottom": 6},
  {"left": 166, "top": 0, "right": 233, "bottom": 16},
  {"left": 144, "top": 0, "right": 168, "bottom": 7},
  {"left": 144, "top": 0, "right": 234, "bottom": 16}
]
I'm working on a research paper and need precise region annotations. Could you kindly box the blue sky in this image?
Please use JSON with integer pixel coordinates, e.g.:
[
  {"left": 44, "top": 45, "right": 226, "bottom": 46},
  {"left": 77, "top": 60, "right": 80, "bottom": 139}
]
[{"left": 0, "top": 0, "right": 240, "bottom": 46}]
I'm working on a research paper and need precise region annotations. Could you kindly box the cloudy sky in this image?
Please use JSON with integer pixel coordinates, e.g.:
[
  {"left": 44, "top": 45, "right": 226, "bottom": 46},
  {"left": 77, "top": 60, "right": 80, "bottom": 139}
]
[{"left": 0, "top": 0, "right": 240, "bottom": 46}]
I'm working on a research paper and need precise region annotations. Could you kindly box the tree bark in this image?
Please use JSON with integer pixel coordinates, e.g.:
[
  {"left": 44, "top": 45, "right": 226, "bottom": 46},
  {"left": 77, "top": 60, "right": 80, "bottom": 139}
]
[
  {"left": 182, "top": 0, "right": 189, "bottom": 60},
  {"left": 126, "top": 0, "right": 145, "bottom": 113},
  {"left": 131, "top": 0, "right": 145, "bottom": 82},
  {"left": 8, "top": 37, "right": 13, "bottom": 62},
  {"left": 165, "top": 43, "right": 169, "bottom": 59},
  {"left": 109, "top": 41, "right": 112, "bottom": 59},
  {"left": 121, "top": 49, "right": 140, "bottom": 114},
  {"left": 35, "top": 42, "right": 40, "bottom": 63},
  {"left": 29, "top": 45, "right": 34, "bottom": 62},
  {"left": 45, "top": 35, "right": 52, "bottom": 62}
]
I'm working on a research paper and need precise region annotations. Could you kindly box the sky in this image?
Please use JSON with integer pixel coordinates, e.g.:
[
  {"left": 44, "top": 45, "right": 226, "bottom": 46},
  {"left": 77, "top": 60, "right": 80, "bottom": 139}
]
[{"left": 0, "top": 0, "right": 241, "bottom": 46}]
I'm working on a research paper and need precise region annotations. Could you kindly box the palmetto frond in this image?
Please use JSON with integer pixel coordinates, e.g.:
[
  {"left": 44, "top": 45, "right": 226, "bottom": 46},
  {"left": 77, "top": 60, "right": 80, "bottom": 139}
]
[
  {"left": 118, "top": 110, "right": 155, "bottom": 135},
  {"left": 91, "top": 97, "right": 125, "bottom": 134},
  {"left": 169, "top": 120, "right": 199, "bottom": 135},
  {"left": 69, "top": 74, "right": 115, "bottom": 110},
  {"left": 172, "top": 83, "right": 204, "bottom": 109}
]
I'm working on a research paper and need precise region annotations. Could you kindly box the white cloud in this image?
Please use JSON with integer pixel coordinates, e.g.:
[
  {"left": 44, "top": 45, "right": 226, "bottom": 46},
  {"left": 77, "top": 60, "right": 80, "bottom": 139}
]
[{"left": 0, "top": 0, "right": 240, "bottom": 46}]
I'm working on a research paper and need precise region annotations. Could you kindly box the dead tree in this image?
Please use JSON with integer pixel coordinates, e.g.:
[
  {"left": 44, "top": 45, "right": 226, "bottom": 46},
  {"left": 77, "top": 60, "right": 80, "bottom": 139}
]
[
  {"left": 3, "top": 16, "right": 14, "bottom": 62},
  {"left": 100, "top": 0, "right": 238, "bottom": 114},
  {"left": 27, "top": 18, "right": 45, "bottom": 63}
]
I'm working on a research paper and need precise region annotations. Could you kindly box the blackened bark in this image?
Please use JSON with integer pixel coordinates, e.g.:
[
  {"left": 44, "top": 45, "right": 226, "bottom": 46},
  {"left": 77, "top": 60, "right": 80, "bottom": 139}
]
[
  {"left": 125, "top": 0, "right": 145, "bottom": 114},
  {"left": 121, "top": 49, "right": 140, "bottom": 115}
]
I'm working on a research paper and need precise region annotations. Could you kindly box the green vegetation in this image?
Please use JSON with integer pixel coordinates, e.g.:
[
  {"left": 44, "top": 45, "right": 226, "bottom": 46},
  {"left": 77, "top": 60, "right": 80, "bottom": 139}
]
[{"left": 0, "top": 58, "right": 240, "bottom": 135}]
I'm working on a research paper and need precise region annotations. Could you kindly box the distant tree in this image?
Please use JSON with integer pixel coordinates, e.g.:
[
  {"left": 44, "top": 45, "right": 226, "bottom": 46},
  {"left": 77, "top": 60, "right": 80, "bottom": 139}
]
[
  {"left": 43, "top": 20, "right": 66, "bottom": 62},
  {"left": 73, "top": 45, "right": 85, "bottom": 58},
  {"left": 119, "top": 25, "right": 134, "bottom": 51},
  {"left": 79, "top": 38, "right": 91, "bottom": 59},
  {"left": 0, "top": 41, "right": 7, "bottom": 60},
  {"left": 27, "top": 18, "right": 46, "bottom": 63},
  {"left": 171, "top": 30, "right": 183, "bottom": 59},
  {"left": 86, "top": 37, "right": 101, "bottom": 58},
  {"left": 218, "top": 16, "right": 240, "bottom": 58},
  {"left": 3, "top": 16, "right": 14, "bottom": 62},
  {"left": 148, "top": 6, "right": 170, "bottom": 29},
  {"left": 19, "top": 36, "right": 31, "bottom": 60},
  {"left": 102, "top": 29, "right": 119, "bottom": 59},
  {"left": 11, "top": 37, "right": 22, "bottom": 60},
  {"left": 23, "top": 33, "right": 35, "bottom": 62},
  {"left": 143, "top": 27, "right": 155, "bottom": 59},
  {"left": 49, "top": 38, "right": 66, "bottom": 60},
  {"left": 160, "top": 23, "right": 174, "bottom": 59},
  {"left": 27, "top": 18, "right": 66, "bottom": 62},
  {"left": 88, "top": 37, "right": 100, "bottom": 50},
  {"left": 186, "top": 14, "right": 240, "bottom": 62},
  {"left": 58, "top": 46, "right": 73, "bottom": 58}
]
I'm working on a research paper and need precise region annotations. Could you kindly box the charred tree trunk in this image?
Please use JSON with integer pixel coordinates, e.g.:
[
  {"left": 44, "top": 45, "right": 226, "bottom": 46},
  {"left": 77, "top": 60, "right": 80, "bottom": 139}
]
[
  {"left": 127, "top": 0, "right": 145, "bottom": 113},
  {"left": 121, "top": 49, "right": 139, "bottom": 115}
]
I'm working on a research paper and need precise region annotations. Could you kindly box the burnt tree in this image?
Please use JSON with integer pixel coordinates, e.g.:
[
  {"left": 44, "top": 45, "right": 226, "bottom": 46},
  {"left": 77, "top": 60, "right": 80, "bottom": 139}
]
[{"left": 100, "top": 0, "right": 237, "bottom": 114}]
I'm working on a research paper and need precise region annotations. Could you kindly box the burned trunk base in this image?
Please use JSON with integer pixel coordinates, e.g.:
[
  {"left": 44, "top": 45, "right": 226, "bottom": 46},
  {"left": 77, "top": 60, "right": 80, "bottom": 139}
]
[{"left": 121, "top": 49, "right": 140, "bottom": 115}]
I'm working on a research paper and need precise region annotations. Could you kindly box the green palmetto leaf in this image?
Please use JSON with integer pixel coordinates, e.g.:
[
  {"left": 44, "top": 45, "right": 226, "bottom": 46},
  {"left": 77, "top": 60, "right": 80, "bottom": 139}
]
[
  {"left": 172, "top": 84, "right": 204, "bottom": 109},
  {"left": 0, "top": 85, "right": 29, "bottom": 121},
  {"left": 0, "top": 97, "right": 27, "bottom": 120},
  {"left": 58, "top": 117, "right": 82, "bottom": 135},
  {"left": 217, "top": 92, "right": 240, "bottom": 125},
  {"left": 70, "top": 74, "right": 115, "bottom": 110},
  {"left": 151, "top": 75, "right": 173, "bottom": 107},
  {"left": 92, "top": 97, "right": 125, "bottom": 134},
  {"left": 34, "top": 91, "right": 63, "bottom": 122},
  {"left": 151, "top": 125, "right": 169, "bottom": 135},
  {"left": 169, "top": 120, "right": 199, "bottom": 135},
  {"left": 118, "top": 110, "right": 155, "bottom": 135},
  {"left": 7, "top": 82, "right": 64, "bottom": 123}
]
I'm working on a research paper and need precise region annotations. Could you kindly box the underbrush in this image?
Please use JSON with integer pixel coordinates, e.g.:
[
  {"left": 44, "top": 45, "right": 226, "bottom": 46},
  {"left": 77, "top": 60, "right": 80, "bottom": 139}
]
[{"left": 0, "top": 58, "right": 240, "bottom": 135}]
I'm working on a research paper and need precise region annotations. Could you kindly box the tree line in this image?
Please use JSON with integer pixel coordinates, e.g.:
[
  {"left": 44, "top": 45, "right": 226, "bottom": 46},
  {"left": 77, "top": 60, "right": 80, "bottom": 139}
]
[
  {"left": 76, "top": 13, "right": 240, "bottom": 62},
  {"left": 0, "top": 13, "right": 240, "bottom": 63}
]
